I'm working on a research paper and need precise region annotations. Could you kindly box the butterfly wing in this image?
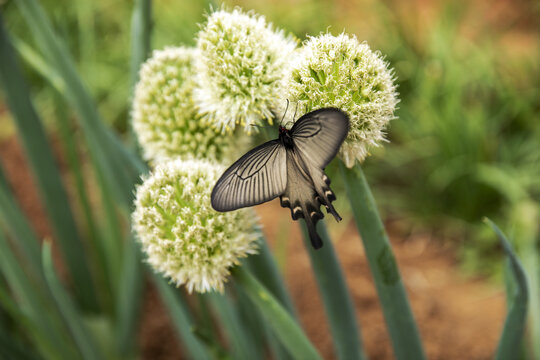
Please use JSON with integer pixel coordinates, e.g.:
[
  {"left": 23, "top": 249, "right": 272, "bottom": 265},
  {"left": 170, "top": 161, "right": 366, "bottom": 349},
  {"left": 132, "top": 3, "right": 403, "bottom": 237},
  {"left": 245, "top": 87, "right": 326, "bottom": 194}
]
[
  {"left": 211, "top": 140, "right": 287, "bottom": 212},
  {"left": 290, "top": 108, "right": 349, "bottom": 169}
]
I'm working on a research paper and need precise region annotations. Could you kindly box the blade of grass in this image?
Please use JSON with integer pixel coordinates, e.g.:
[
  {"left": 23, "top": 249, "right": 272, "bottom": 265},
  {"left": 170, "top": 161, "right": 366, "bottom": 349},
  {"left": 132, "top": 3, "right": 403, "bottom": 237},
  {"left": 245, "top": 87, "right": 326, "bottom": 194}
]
[
  {"left": 484, "top": 218, "right": 529, "bottom": 360},
  {"left": 115, "top": 237, "right": 143, "bottom": 355},
  {"left": 0, "top": 168, "right": 43, "bottom": 279},
  {"left": 152, "top": 274, "right": 213, "bottom": 360},
  {"left": 340, "top": 162, "right": 426, "bottom": 360},
  {"left": 207, "top": 292, "right": 262, "bottom": 359},
  {"left": 233, "top": 283, "right": 270, "bottom": 356},
  {"left": 194, "top": 293, "right": 228, "bottom": 357},
  {"left": 0, "top": 318, "right": 41, "bottom": 360},
  {"left": 245, "top": 239, "right": 296, "bottom": 359},
  {"left": 233, "top": 267, "right": 322, "bottom": 360},
  {"left": 130, "top": 0, "right": 152, "bottom": 89},
  {"left": 246, "top": 237, "right": 297, "bottom": 316},
  {"left": 42, "top": 241, "right": 104, "bottom": 360},
  {"left": 0, "top": 231, "right": 76, "bottom": 359},
  {"left": 11, "top": 36, "right": 64, "bottom": 93},
  {"left": 16, "top": 0, "right": 145, "bottom": 209},
  {"left": 114, "top": 0, "right": 152, "bottom": 353},
  {"left": 0, "top": 12, "right": 98, "bottom": 311},
  {"left": 52, "top": 94, "right": 113, "bottom": 311},
  {"left": 524, "top": 247, "right": 540, "bottom": 359},
  {"left": 299, "top": 221, "right": 366, "bottom": 360}
]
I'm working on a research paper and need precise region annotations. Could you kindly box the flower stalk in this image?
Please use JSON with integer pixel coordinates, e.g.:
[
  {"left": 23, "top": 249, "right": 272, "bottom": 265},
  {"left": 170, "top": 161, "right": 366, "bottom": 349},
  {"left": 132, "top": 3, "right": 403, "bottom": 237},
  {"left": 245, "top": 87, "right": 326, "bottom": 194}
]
[
  {"left": 340, "top": 162, "right": 426, "bottom": 360},
  {"left": 233, "top": 267, "right": 322, "bottom": 360}
]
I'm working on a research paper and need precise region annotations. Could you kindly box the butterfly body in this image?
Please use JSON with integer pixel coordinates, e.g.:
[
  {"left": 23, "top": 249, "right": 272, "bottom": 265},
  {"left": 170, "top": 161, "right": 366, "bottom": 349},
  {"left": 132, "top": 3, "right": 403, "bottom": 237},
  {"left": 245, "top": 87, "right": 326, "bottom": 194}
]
[{"left": 211, "top": 108, "right": 349, "bottom": 249}]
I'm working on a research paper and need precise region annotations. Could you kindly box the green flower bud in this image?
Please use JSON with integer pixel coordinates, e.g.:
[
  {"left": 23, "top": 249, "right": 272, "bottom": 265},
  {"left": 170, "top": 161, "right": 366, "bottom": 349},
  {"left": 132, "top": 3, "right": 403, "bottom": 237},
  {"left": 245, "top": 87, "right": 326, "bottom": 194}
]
[
  {"left": 132, "top": 47, "right": 235, "bottom": 163},
  {"left": 132, "top": 159, "right": 260, "bottom": 293},
  {"left": 280, "top": 33, "right": 399, "bottom": 167},
  {"left": 194, "top": 8, "right": 297, "bottom": 133}
]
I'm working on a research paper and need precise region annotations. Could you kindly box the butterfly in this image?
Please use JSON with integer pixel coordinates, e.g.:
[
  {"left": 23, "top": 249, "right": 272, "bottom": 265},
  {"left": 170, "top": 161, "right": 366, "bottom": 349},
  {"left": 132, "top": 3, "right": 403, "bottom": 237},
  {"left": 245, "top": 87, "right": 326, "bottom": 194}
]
[{"left": 211, "top": 108, "right": 350, "bottom": 249}]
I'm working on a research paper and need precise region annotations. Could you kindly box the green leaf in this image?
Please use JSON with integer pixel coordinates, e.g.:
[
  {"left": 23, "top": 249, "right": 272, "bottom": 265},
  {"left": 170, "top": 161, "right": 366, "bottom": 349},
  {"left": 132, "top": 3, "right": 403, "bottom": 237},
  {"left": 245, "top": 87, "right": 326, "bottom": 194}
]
[
  {"left": 484, "top": 218, "right": 529, "bottom": 360},
  {"left": 42, "top": 242, "right": 104, "bottom": 360},
  {"left": 130, "top": 0, "right": 152, "bottom": 89},
  {"left": 340, "top": 162, "right": 426, "bottom": 360},
  {"left": 0, "top": 166, "right": 43, "bottom": 280},
  {"left": 113, "top": 0, "right": 152, "bottom": 352},
  {"left": 246, "top": 238, "right": 297, "bottom": 316},
  {"left": 152, "top": 275, "right": 212, "bottom": 360},
  {"left": 0, "top": 231, "right": 75, "bottom": 359},
  {"left": 207, "top": 292, "right": 261, "bottom": 359},
  {"left": 300, "top": 222, "right": 366, "bottom": 360},
  {"left": 52, "top": 95, "right": 112, "bottom": 310},
  {"left": 15, "top": 0, "right": 146, "bottom": 210},
  {"left": 0, "top": 320, "right": 41, "bottom": 360},
  {"left": 233, "top": 267, "right": 322, "bottom": 360},
  {"left": 245, "top": 239, "right": 296, "bottom": 359},
  {"left": 0, "top": 12, "right": 98, "bottom": 311},
  {"left": 115, "top": 238, "right": 143, "bottom": 355}
]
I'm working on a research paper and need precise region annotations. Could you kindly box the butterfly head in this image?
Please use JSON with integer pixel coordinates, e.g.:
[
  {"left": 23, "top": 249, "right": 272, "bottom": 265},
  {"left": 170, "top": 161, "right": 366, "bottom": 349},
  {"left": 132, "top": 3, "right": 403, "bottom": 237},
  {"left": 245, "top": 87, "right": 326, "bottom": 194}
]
[{"left": 278, "top": 125, "right": 295, "bottom": 149}]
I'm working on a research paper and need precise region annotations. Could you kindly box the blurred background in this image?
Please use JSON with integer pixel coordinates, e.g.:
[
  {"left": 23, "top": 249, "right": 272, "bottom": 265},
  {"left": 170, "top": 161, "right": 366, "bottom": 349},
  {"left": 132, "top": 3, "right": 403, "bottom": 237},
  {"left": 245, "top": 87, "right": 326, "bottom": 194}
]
[{"left": 1, "top": 0, "right": 539, "bottom": 358}]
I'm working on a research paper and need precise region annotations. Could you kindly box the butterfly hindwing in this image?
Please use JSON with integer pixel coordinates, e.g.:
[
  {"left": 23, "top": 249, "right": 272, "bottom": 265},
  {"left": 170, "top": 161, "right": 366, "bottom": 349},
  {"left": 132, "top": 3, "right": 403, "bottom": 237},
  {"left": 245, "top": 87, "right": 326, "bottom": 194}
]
[
  {"left": 211, "top": 140, "right": 287, "bottom": 212},
  {"left": 291, "top": 108, "right": 349, "bottom": 169},
  {"left": 279, "top": 150, "right": 326, "bottom": 249}
]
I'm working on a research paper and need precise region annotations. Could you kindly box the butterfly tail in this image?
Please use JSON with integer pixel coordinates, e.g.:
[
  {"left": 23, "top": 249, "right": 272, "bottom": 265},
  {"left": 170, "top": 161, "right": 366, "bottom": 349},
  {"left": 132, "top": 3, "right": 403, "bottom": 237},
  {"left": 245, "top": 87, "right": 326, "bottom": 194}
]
[
  {"left": 319, "top": 175, "right": 342, "bottom": 222},
  {"left": 325, "top": 201, "right": 342, "bottom": 222}
]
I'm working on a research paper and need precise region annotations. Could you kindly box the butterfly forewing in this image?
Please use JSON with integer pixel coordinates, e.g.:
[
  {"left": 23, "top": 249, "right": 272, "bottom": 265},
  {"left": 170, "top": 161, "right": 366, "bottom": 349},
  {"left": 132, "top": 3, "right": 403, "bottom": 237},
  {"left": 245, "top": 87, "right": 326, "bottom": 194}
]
[
  {"left": 291, "top": 108, "right": 349, "bottom": 168},
  {"left": 211, "top": 140, "right": 287, "bottom": 211}
]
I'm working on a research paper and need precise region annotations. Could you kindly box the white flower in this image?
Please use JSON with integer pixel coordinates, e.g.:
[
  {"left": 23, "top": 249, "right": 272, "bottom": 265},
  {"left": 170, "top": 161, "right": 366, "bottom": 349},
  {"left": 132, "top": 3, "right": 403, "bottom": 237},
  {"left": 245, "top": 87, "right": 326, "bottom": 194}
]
[
  {"left": 132, "top": 47, "right": 237, "bottom": 164},
  {"left": 280, "top": 33, "right": 399, "bottom": 167},
  {"left": 132, "top": 159, "right": 260, "bottom": 293},
  {"left": 194, "top": 8, "right": 297, "bottom": 133}
]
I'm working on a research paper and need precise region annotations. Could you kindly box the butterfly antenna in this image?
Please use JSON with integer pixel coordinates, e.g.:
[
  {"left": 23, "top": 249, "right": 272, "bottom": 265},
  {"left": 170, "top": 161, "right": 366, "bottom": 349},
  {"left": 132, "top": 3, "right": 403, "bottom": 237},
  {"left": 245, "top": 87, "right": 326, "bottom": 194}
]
[
  {"left": 293, "top": 101, "right": 299, "bottom": 121},
  {"left": 280, "top": 99, "right": 290, "bottom": 126}
]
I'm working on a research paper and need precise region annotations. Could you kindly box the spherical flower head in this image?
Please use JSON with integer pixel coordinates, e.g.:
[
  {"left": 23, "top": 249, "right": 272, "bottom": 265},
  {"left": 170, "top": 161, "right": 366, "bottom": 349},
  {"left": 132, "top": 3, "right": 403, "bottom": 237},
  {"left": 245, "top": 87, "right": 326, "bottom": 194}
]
[
  {"left": 132, "top": 47, "right": 236, "bottom": 164},
  {"left": 194, "top": 8, "right": 297, "bottom": 133},
  {"left": 280, "top": 33, "right": 399, "bottom": 167},
  {"left": 132, "top": 159, "right": 260, "bottom": 293}
]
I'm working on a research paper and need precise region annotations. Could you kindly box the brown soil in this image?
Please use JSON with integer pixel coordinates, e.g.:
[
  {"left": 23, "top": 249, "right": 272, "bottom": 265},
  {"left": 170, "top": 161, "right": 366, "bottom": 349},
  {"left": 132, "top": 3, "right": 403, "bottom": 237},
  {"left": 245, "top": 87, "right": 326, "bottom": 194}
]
[{"left": 1, "top": 136, "right": 505, "bottom": 359}]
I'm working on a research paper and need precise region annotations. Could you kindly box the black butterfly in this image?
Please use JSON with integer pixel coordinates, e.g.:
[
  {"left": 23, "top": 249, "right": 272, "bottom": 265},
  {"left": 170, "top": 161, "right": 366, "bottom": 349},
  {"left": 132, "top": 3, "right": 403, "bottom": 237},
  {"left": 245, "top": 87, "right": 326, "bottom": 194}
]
[{"left": 211, "top": 108, "right": 350, "bottom": 249}]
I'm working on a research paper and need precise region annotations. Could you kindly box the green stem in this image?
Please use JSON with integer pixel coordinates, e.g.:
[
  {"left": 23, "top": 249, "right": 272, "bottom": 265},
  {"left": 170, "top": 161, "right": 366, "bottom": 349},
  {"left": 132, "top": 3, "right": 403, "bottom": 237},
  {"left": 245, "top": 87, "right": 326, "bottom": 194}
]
[
  {"left": 207, "top": 292, "right": 261, "bottom": 359},
  {"left": 300, "top": 222, "right": 366, "bottom": 360},
  {"left": 245, "top": 238, "right": 296, "bottom": 359},
  {"left": 246, "top": 237, "right": 297, "bottom": 316},
  {"left": 340, "top": 162, "right": 425, "bottom": 360},
  {"left": 233, "top": 267, "right": 322, "bottom": 360},
  {"left": 130, "top": 0, "right": 152, "bottom": 89},
  {"left": 152, "top": 275, "right": 212, "bottom": 360}
]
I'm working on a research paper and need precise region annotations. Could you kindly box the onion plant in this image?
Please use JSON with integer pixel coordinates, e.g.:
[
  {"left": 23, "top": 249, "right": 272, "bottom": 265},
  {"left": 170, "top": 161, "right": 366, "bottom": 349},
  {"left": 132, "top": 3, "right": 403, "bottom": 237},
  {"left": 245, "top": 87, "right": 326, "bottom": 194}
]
[{"left": 0, "top": 1, "right": 533, "bottom": 359}]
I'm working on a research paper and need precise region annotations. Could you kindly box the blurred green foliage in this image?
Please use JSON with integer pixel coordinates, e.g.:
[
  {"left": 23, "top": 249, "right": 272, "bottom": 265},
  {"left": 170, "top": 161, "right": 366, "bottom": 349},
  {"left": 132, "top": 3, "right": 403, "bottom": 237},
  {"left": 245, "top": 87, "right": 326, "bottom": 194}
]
[{"left": 1, "top": 0, "right": 539, "bottom": 358}]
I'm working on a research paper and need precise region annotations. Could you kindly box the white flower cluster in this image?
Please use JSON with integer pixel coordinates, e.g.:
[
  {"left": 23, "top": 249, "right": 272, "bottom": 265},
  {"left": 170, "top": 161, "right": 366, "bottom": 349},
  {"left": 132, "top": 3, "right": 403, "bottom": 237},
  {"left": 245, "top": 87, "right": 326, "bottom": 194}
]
[
  {"left": 132, "top": 160, "right": 259, "bottom": 293},
  {"left": 194, "top": 8, "right": 297, "bottom": 133},
  {"left": 280, "top": 33, "right": 398, "bottom": 167},
  {"left": 132, "top": 47, "right": 236, "bottom": 164}
]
